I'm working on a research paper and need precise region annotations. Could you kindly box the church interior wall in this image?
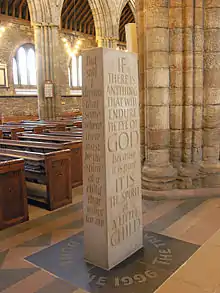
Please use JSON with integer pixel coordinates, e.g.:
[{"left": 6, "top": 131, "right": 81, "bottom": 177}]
[{"left": 0, "top": 17, "right": 96, "bottom": 119}]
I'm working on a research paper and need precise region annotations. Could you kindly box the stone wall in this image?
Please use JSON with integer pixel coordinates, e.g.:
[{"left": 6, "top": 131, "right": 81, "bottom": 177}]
[
  {"left": 0, "top": 19, "right": 34, "bottom": 96},
  {"left": 0, "top": 96, "right": 82, "bottom": 118},
  {"left": 0, "top": 17, "right": 95, "bottom": 116}
]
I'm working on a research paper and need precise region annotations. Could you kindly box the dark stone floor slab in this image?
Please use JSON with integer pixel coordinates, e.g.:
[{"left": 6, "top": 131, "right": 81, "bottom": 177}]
[
  {"left": 26, "top": 231, "right": 199, "bottom": 293},
  {"left": 35, "top": 278, "right": 77, "bottom": 293},
  {"left": 145, "top": 199, "right": 205, "bottom": 233},
  {"left": 0, "top": 268, "right": 39, "bottom": 291}
]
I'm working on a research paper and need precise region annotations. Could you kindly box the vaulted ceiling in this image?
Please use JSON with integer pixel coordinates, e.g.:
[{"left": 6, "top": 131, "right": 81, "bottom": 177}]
[
  {"left": 61, "top": 0, "right": 95, "bottom": 35},
  {"left": 0, "top": 0, "right": 135, "bottom": 42},
  {"left": 0, "top": 0, "right": 30, "bottom": 21},
  {"left": 119, "top": 3, "right": 135, "bottom": 42},
  {"left": 0, "top": 0, "right": 95, "bottom": 35}
]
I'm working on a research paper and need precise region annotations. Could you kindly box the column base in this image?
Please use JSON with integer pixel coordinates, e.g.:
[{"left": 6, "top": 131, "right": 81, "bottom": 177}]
[
  {"left": 177, "top": 163, "right": 202, "bottom": 189},
  {"left": 200, "top": 162, "right": 220, "bottom": 188},
  {"left": 142, "top": 164, "right": 177, "bottom": 191}
]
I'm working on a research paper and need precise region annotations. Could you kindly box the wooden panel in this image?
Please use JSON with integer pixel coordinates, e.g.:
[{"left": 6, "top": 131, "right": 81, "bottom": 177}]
[
  {"left": 0, "top": 138, "right": 83, "bottom": 188},
  {"left": 45, "top": 151, "right": 72, "bottom": 210},
  {"left": 71, "top": 143, "right": 82, "bottom": 187},
  {"left": 0, "top": 158, "right": 28, "bottom": 230},
  {"left": 0, "top": 149, "right": 72, "bottom": 211}
]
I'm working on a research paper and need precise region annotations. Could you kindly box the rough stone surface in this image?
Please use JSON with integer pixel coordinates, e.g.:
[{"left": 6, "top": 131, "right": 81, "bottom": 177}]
[
  {"left": 0, "top": 96, "right": 82, "bottom": 118},
  {"left": 136, "top": 0, "right": 220, "bottom": 190}
]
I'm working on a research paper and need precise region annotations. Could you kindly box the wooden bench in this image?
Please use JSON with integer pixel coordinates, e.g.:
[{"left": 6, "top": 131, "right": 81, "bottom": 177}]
[
  {"left": 17, "top": 133, "right": 81, "bottom": 142},
  {"left": 0, "top": 155, "right": 28, "bottom": 230},
  {"left": 20, "top": 119, "right": 82, "bottom": 130},
  {"left": 0, "top": 139, "right": 82, "bottom": 188},
  {"left": 3, "top": 123, "right": 51, "bottom": 133},
  {"left": 0, "top": 127, "right": 24, "bottom": 139},
  {"left": 0, "top": 149, "right": 72, "bottom": 210},
  {"left": 44, "top": 130, "right": 82, "bottom": 138},
  {"left": 6, "top": 122, "right": 66, "bottom": 131}
]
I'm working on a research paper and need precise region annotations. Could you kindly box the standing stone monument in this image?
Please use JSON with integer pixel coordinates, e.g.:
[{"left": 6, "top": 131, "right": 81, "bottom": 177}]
[{"left": 82, "top": 47, "right": 143, "bottom": 270}]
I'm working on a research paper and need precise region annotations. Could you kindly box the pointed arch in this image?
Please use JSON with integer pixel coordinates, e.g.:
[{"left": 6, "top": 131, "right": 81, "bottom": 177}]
[
  {"left": 119, "top": 1, "right": 135, "bottom": 43},
  {"left": 27, "top": 0, "right": 64, "bottom": 25},
  {"left": 118, "top": 0, "right": 135, "bottom": 22},
  {"left": 60, "top": 0, "right": 117, "bottom": 44}
]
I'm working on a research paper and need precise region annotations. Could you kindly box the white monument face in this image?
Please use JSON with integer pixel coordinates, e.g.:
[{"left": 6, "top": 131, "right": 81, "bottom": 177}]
[{"left": 82, "top": 47, "right": 143, "bottom": 270}]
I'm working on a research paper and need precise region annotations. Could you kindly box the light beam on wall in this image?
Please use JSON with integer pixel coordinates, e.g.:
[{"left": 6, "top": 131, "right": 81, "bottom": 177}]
[
  {"left": 0, "top": 26, "right": 6, "bottom": 38},
  {"left": 62, "top": 36, "right": 83, "bottom": 56}
]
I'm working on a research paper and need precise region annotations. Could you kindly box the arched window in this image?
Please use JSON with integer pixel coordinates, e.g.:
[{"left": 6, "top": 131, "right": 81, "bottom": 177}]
[
  {"left": 68, "top": 55, "right": 82, "bottom": 88},
  {"left": 13, "top": 44, "right": 37, "bottom": 86}
]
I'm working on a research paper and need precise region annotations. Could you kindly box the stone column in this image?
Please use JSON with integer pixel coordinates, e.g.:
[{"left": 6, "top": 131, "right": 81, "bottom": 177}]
[
  {"left": 169, "top": 0, "right": 184, "bottom": 169},
  {"left": 97, "top": 37, "right": 118, "bottom": 48},
  {"left": 33, "top": 23, "right": 62, "bottom": 120},
  {"left": 125, "top": 23, "right": 138, "bottom": 53},
  {"left": 201, "top": 1, "right": 220, "bottom": 186},
  {"left": 191, "top": 0, "right": 204, "bottom": 186},
  {"left": 135, "top": 0, "right": 145, "bottom": 162},
  {"left": 176, "top": 0, "right": 203, "bottom": 187},
  {"left": 141, "top": 0, "right": 177, "bottom": 191},
  {"left": 170, "top": 0, "right": 204, "bottom": 189}
]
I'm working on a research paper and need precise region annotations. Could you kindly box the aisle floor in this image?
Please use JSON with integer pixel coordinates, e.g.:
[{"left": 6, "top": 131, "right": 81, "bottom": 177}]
[{"left": 1, "top": 187, "right": 220, "bottom": 293}]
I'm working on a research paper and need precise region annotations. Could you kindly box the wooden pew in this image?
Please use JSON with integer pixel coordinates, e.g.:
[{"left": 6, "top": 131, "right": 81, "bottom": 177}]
[
  {"left": 9, "top": 125, "right": 45, "bottom": 134},
  {"left": 0, "top": 155, "right": 28, "bottom": 230},
  {"left": 0, "top": 127, "right": 24, "bottom": 139},
  {"left": 44, "top": 130, "right": 82, "bottom": 138},
  {"left": 17, "top": 133, "right": 80, "bottom": 142},
  {"left": 0, "top": 139, "right": 82, "bottom": 188},
  {"left": 0, "top": 149, "right": 72, "bottom": 210},
  {"left": 0, "top": 130, "right": 2, "bottom": 139},
  {"left": 3, "top": 123, "right": 48, "bottom": 134},
  {"left": 6, "top": 121, "right": 66, "bottom": 131},
  {"left": 20, "top": 119, "right": 82, "bottom": 130}
]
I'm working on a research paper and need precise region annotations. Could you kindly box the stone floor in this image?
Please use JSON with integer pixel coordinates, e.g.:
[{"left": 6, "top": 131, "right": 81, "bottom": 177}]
[{"left": 1, "top": 187, "right": 220, "bottom": 292}]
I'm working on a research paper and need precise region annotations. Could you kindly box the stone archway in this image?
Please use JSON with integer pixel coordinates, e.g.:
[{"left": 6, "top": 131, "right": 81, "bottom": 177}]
[
  {"left": 87, "top": 0, "right": 118, "bottom": 47},
  {"left": 118, "top": 0, "right": 135, "bottom": 21},
  {"left": 118, "top": 1, "right": 135, "bottom": 43},
  {"left": 27, "top": 0, "right": 64, "bottom": 24}
]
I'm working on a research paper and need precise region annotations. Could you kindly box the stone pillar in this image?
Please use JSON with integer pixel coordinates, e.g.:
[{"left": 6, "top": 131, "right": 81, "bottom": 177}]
[
  {"left": 97, "top": 37, "right": 118, "bottom": 48},
  {"left": 171, "top": 0, "right": 203, "bottom": 188},
  {"left": 82, "top": 48, "right": 143, "bottom": 269},
  {"left": 201, "top": 1, "right": 220, "bottom": 186},
  {"left": 141, "top": 0, "right": 177, "bottom": 191},
  {"left": 191, "top": 0, "right": 204, "bottom": 185},
  {"left": 125, "top": 23, "right": 138, "bottom": 53},
  {"left": 135, "top": 0, "right": 145, "bottom": 163},
  {"left": 33, "top": 23, "right": 62, "bottom": 120},
  {"left": 169, "top": 0, "right": 184, "bottom": 169}
]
